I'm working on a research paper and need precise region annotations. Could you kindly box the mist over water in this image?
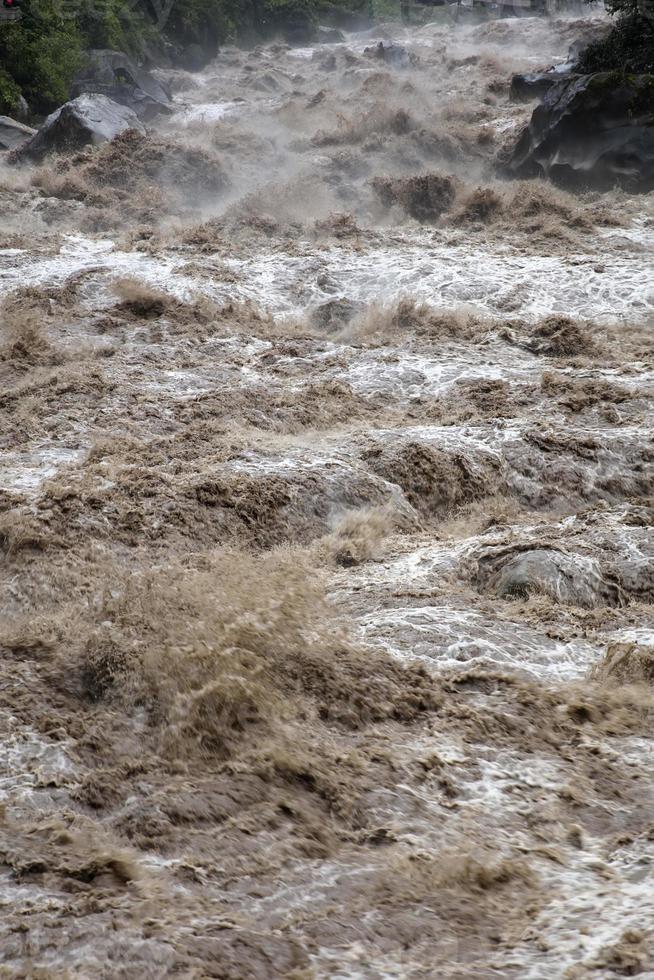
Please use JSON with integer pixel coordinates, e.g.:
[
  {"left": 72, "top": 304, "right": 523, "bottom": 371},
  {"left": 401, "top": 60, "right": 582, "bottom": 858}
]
[{"left": 1, "top": 10, "right": 654, "bottom": 978}]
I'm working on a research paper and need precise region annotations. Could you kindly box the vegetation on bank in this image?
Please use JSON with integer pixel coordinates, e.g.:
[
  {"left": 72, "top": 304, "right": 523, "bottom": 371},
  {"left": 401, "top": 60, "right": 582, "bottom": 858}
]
[
  {"left": 0, "top": 0, "right": 373, "bottom": 116},
  {"left": 0, "top": 0, "right": 151, "bottom": 115},
  {"left": 2, "top": 0, "right": 652, "bottom": 120},
  {"left": 579, "top": 12, "right": 654, "bottom": 74},
  {"left": 578, "top": 0, "right": 654, "bottom": 73}
]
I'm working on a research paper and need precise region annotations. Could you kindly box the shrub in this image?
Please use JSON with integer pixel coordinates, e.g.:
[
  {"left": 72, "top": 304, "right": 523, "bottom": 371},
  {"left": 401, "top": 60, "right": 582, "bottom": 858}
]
[
  {"left": 74, "top": 0, "right": 156, "bottom": 57},
  {"left": 0, "top": 0, "right": 84, "bottom": 114},
  {"left": 0, "top": 66, "right": 22, "bottom": 115},
  {"left": 0, "top": 0, "right": 375, "bottom": 117},
  {"left": 579, "top": 0, "right": 654, "bottom": 77}
]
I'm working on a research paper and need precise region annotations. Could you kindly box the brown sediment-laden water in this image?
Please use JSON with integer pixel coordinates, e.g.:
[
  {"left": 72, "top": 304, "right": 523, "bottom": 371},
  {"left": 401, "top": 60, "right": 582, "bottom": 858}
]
[{"left": 0, "top": 11, "right": 653, "bottom": 978}]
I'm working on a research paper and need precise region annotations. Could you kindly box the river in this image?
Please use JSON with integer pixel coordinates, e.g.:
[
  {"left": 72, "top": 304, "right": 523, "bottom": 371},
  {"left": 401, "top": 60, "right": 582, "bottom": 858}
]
[{"left": 0, "top": 11, "right": 653, "bottom": 978}]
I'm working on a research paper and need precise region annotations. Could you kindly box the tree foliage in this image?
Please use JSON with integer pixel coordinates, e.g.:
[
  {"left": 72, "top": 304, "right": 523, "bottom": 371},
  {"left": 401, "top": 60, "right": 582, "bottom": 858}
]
[
  {"left": 0, "top": 0, "right": 84, "bottom": 113},
  {"left": 579, "top": 10, "right": 654, "bottom": 74},
  {"left": 0, "top": 0, "right": 370, "bottom": 117},
  {"left": 0, "top": 66, "right": 22, "bottom": 115},
  {"left": 579, "top": 0, "right": 654, "bottom": 74}
]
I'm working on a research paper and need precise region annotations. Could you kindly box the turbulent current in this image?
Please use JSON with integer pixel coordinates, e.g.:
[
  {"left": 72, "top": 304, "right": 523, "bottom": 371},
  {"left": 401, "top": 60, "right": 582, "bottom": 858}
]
[{"left": 0, "top": 12, "right": 653, "bottom": 979}]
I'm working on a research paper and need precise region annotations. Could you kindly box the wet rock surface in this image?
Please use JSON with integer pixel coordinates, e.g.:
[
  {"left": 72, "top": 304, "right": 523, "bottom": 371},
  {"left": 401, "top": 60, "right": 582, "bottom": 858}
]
[
  {"left": 310, "top": 295, "right": 364, "bottom": 331},
  {"left": 1, "top": 12, "right": 654, "bottom": 979},
  {"left": 71, "top": 49, "right": 173, "bottom": 121},
  {"left": 509, "top": 66, "right": 571, "bottom": 102},
  {"left": 509, "top": 40, "right": 584, "bottom": 102},
  {"left": 476, "top": 544, "right": 624, "bottom": 607},
  {"left": 508, "top": 70, "right": 654, "bottom": 190},
  {"left": 12, "top": 93, "right": 145, "bottom": 162},
  {"left": 0, "top": 115, "right": 36, "bottom": 151}
]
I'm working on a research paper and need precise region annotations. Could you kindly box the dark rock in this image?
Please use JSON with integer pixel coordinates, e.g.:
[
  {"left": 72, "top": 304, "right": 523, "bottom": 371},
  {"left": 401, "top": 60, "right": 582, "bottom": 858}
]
[
  {"left": 615, "top": 560, "right": 654, "bottom": 603},
  {"left": 509, "top": 66, "right": 569, "bottom": 103},
  {"left": 364, "top": 41, "right": 415, "bottom": 70},
  {"left": 247, "top": 72, "right": 290, "bottom": 94},
  {"left": 71, "top": 49, "right": 172, "bottom": 122},
  {"left": 510, "top": 41, "right": 586, "bottom": 103},
  {"left": 509, "top": 71, "right": 556, "bottom": 103},
  {"left": 317, "top": 26, "right": 346, "bottom": 44},
  {"left": 12, "top": 94, "right": 145, "bottom": 164},
  {"left": 506, "top": 72, "right": 654, "bottom": 191},
  {"left": 310, "top": 298, "right": 364, "bottom": 332},
  {"left": 476, "top": 545, "right": 624, "bottom": 608},
  {"left": 0, "top": 115, "right": 36, "bottom": 151},
  {"left": 314, "top": 52, "right": 337, "bottom": 73}
]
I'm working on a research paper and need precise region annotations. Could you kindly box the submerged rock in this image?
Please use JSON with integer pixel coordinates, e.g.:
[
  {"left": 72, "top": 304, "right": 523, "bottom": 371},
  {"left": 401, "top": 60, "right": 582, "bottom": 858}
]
[
  {"left": 507, "top": 72, "right": 654, "bottom": 191},
  {"left": 0, "top": 115, "right": 36, "bottom": 151},
  {"left": 71, "top": 49, "right": 172, "bottom": 122},
  {"left": 310, "top": 297, "right": 363, "bottom": 332},
  {"left": 364, "top": 41, "right": 414, "bottom": 69},
  {"left": 476, "top": 545, "right": 624, "bottom": 608},
  {"left": 593, "top": 642, "right": 654, "bottom": 684},
  {"left": 12, "top": 94, "right": 145, "bottom": 163}
]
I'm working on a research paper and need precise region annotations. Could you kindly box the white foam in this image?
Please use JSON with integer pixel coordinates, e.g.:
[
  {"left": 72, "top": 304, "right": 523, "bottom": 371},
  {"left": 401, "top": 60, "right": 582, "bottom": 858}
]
[
  {"left": 3, "top": 227, "right": 652, "bottom": 327},
  {"left": 0, "top": 446, "right": 85, "bottom": 494}
]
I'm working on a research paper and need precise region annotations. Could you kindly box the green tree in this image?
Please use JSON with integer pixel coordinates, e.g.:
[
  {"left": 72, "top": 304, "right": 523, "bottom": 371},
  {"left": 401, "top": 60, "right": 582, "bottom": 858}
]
[
  {"left": 0, "top": 0, "right": 376, "bottom": 118},
  {"left": 74, "top": 0, "right": 154, "bottom": 55},
  {"left": 0, "top": 0, "right": 84, "bottom": 113},
  {"left": 0, "top": 66, "right": 22, "bottom": 115},
  {"left": 579, "top": 0, "right": 654, "bottom": 73},
  {"left": 579, "top": 5, "right": 654, "bottom": 74}
]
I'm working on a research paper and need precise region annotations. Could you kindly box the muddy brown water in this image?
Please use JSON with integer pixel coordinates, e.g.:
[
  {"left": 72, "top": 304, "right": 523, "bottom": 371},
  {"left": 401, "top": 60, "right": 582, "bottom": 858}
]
[{"left": 0, "top": 12, "right": 653, "bottom": 979}]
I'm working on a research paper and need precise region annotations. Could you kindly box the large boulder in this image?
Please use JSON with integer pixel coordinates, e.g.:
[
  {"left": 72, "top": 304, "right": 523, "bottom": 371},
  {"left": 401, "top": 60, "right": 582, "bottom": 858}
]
[
  {"left": 509, "top": 40, "right": 587, "bottom": 103},
  {"left": 510, "top": 64, "right": 574, "bottom": 103},
  {"left": 71, "top": 49, "right": 172, "bottom": 122},
  {"left": 310, "top": 297, "right": 364, "bottom": 332},
  {"left": 476, "top": 545, "right": 624, "bottom": 608},
  {"left": 12, "top": 94, "right": 145, "bottom": 163},
  {"left": 0, "top": 115, "right": 36, "bottom": 151},
  {"left": 506, "top": 72, "right": 654, "bottom": 191}
]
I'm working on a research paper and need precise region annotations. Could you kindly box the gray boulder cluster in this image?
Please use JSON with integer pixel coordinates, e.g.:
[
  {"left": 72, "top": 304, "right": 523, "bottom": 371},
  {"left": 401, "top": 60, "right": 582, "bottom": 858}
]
[
  {"left": 509, "top": 62, "right": 574, "bottom": 103},
  {"left": 11, "top": 94, "right": 145, "bottom": 163},
  {"left": 6, "top": 49, "right": 171, "bottom": 163}
]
